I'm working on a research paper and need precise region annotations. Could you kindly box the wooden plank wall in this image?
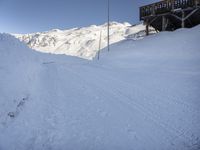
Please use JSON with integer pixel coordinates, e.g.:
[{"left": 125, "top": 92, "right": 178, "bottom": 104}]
[{"left": 140, "top": 0, "right": 200, "bottom": 20}]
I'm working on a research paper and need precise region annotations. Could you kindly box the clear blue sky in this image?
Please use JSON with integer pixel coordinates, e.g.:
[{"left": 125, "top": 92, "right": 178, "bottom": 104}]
[{"left": 0, "top": 0, "right": 157, "bottom": 34}]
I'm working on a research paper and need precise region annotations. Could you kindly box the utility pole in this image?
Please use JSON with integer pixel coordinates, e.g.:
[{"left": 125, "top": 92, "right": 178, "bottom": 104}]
[
  {"left": 98, "top": 31, "right": 102, "bottom": 60},
  {"left": 107, "top": 0, "right": 110, "bottom": 52}
]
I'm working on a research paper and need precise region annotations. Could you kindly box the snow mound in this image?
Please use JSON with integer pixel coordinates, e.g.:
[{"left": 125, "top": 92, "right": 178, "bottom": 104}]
[
  {"left": 14, "top": 22, "right": 155, "bottom": 60},
  {"left": 1, "top": 25, "right": 200, "bottom": 150}
]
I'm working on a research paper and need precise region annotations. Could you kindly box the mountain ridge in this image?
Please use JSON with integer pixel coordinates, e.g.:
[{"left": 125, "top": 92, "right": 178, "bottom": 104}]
[{"left": 14, "top": 22, "right": 155, "bottom": 60}]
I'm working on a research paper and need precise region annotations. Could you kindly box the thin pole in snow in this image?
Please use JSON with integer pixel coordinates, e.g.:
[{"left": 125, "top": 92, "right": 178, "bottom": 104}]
[
  {"left": 107, "top": 0, "right": 110, "bottom": 52},
  {"left": 98, "top": 31, "right": 102, "bottom": 60}
]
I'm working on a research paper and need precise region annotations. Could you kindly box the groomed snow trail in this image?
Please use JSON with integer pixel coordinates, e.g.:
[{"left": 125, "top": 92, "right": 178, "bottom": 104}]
[{"left": 0, "top": 26, "right": 200, "bottom": 150}]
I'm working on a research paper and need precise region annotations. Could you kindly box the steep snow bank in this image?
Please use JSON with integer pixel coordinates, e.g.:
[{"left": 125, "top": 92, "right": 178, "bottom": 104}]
[
  {"left": 0, "top": 25, "right": 200, "bottom": 150},
  {"left": 14, "top": 22, "right": 155, "bottom": 60}
]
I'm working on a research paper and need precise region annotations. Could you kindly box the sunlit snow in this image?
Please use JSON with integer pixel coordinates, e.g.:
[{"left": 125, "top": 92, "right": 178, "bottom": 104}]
[{"left": 0, "top": 25, "right": 200, "bottom": 150}]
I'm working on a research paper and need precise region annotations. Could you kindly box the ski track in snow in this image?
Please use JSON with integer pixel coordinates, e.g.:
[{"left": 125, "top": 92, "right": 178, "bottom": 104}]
[{"left": 62, "top": 63, "right": 198, "bottom": 147}]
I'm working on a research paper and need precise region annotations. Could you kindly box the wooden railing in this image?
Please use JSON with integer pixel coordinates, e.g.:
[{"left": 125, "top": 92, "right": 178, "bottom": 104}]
[{"left": 140, "top": 0, "right": 200, "bottom": 20}]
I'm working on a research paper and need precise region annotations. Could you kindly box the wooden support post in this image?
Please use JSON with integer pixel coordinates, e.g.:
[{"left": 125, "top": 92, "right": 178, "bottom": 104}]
[
  {"left": 171, "top": 0, "right": 174, "bottom": 11},
  {"left": 146, "top": 23, "right": 149, "bottom": 36},
  {"left": 181, "top": 11, "right": 185, "bottom": 28},
  {"left": 195, "top": 0, "right": 198, "bottom": 7},
  {"left": 162, "top": 16, "right": 166, "bottom": 31},
  {"left": 152, "top": 4, "right": 155, "bottom": 15}
]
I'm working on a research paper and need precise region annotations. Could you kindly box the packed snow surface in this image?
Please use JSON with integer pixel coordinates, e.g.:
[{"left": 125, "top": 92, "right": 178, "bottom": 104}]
[
  {"left": 14, "top": 22, "right": 155, "bottom": 60},
  {"left": 0, "top": 25, "right": 200, "bottom": 150}
]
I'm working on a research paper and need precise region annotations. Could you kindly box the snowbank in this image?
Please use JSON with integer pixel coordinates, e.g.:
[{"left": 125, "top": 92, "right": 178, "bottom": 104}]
[{"left": 0, "top": 25, "right": 200, "bottom": 150}]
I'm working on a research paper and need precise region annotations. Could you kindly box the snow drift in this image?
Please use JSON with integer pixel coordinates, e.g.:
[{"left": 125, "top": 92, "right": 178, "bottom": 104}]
[
  {"left": 14, "top": 22, "right": 155, "bottom": 60},
  {"left": 0, "top": 25, "right": 200, "bottom": 150}
]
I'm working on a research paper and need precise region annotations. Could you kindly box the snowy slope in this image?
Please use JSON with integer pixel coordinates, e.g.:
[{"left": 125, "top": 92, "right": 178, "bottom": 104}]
[
  {"left": 0, "top": 25, "right": 200, "bottom": 150},
  {"left": 14, "top": 22, "right": 155, "bottom": 59}
]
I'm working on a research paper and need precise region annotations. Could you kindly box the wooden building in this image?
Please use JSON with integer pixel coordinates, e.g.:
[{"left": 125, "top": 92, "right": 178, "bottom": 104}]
[{"left": 140, "top": 0, "right": 200, "bottom": 35}]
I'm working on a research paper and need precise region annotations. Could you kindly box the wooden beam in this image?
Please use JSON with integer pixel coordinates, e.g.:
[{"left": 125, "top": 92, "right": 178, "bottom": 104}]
[
  {"left": 146, "top": 21, "right": 149, "bottom": 36},
  {"left": 183, "top": 8, "right": 200, "bottom": 21},
  {"left": 182, "top": 10, "right": 185, "bottom": 28},
  {"left": 171, "top": 0, "right": 174, "bottom": 11},
  {"left": 195, "top": 0, "right": 199, "bottom": 7},
  {"left": 162, "top": 16, "right": 167, "bottom": 31},
  {"left": 170, "top": 14, "right": 182, "bottom": 21},
  {"left": 149, "top": 16, "right": 159, "bottom": 24}
]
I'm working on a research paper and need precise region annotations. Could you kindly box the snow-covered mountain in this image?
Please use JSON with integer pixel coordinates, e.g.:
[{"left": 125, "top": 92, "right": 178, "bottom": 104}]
[{"left": 14, "top": 22, "right": 155, "bottom": 59}]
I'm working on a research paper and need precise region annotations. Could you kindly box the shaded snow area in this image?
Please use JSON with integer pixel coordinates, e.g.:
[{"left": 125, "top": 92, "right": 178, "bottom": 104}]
[
  {"left": 14, "top": 22, "right": 155, "bottom": 60},
  {"left": 0, "top": 25, "right": 200, "bottom": 150}
]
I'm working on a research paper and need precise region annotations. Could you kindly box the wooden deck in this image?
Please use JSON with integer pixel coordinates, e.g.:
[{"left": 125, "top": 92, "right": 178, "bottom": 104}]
[{"left": 140, "top": 0, "right": 200, "bottom": 33}]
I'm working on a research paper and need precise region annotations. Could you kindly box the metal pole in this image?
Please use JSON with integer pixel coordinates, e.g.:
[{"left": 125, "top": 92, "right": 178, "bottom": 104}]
[
  {"left": 107, "top": 0, "right": 110, "bottom": 52},
  {"left": 98, "top": 31, "right": 102, "bottom": 60}
]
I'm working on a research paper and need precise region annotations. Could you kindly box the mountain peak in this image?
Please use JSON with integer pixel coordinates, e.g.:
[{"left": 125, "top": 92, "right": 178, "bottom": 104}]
[{"left": 50, "top": 29, "right": 62, "bottom": 32}]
